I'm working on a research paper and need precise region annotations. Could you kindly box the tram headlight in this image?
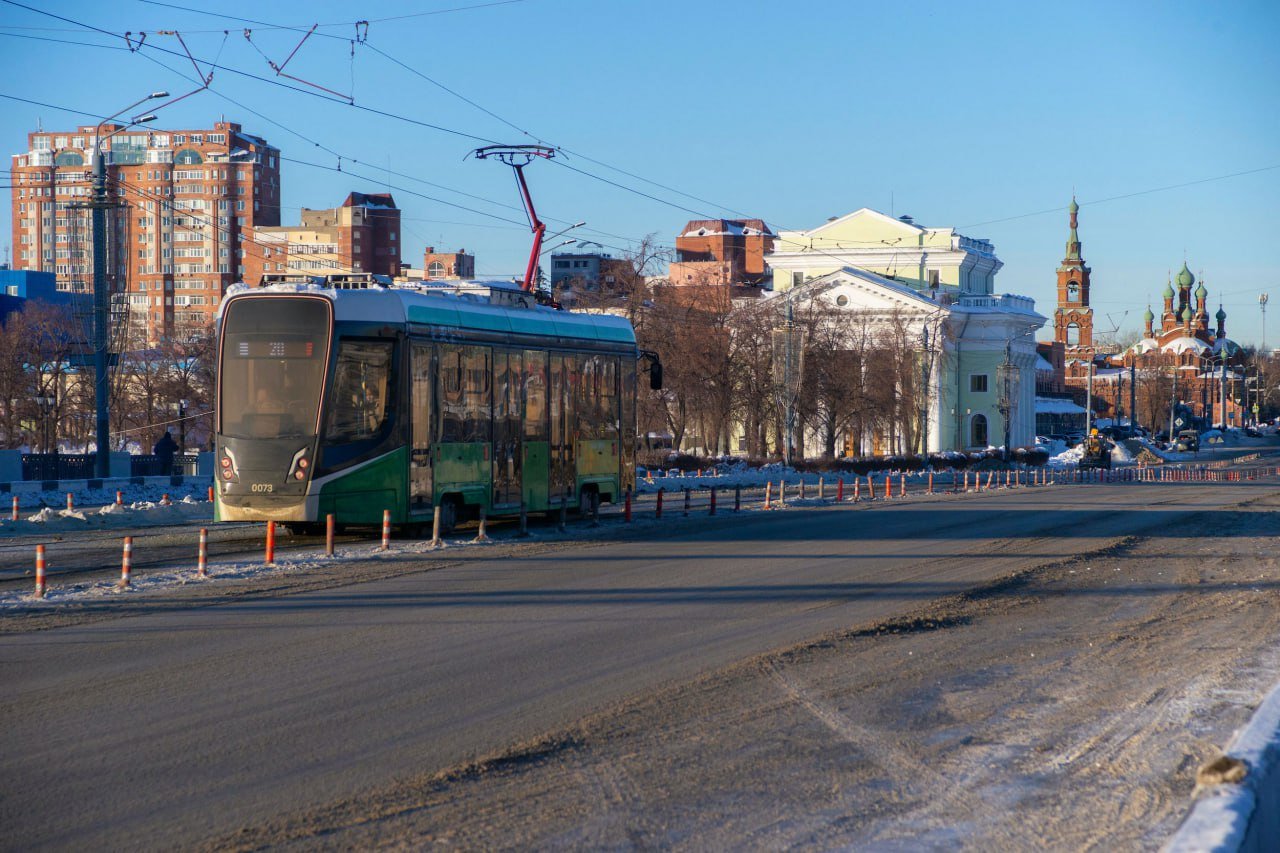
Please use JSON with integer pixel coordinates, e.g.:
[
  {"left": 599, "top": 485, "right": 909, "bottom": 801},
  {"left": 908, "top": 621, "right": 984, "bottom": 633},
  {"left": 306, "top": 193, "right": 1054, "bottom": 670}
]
[
  {"left": 286, "top": 446, "right": 310, "bottom": 481},
  {"left": 222, "top": 468, "right": 233, "bottom": 480}
]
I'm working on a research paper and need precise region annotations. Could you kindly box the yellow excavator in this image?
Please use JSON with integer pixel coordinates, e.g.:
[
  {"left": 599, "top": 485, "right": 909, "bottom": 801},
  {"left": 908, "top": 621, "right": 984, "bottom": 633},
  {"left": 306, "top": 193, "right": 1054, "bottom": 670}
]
[{"left": 1079, "top": 427, "right": 1113, "bottom": 470}]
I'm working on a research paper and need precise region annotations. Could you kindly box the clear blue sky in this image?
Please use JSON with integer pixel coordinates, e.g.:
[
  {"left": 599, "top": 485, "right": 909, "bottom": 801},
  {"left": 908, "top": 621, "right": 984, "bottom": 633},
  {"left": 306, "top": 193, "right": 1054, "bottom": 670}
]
[{"left": 2, "top": 0, "right": 1278, "bottom": 346}]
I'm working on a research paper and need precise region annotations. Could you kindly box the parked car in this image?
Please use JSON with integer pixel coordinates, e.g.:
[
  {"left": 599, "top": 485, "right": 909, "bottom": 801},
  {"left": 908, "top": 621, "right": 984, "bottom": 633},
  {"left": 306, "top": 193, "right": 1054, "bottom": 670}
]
[{"left": 1175, "top": 429, "right": 1200, "bottom": 452}]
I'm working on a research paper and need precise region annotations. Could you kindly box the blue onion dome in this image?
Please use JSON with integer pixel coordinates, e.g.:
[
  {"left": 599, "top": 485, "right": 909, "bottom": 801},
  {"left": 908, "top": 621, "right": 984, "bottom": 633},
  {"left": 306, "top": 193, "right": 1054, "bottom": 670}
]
[
  {"left": 1144, "top": 305, "right": 1155, "bottom": 322},
  {"left": 1163, "top": 278, "right": 1175, "bottom": 299},
  {"left": 1195, "top": 282, "right": 1207, "bottom": 301},
  {"left": 1181, "top": 305, "right": 1192, "bottom": 322},
  {"left": 1216, "top": 305, "right": 1227, "bottom": 322}
]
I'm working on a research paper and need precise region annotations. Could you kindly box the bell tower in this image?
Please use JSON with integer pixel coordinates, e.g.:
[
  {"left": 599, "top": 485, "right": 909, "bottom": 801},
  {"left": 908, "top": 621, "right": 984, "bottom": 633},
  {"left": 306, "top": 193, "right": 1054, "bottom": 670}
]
[{"left": 1053, "top": 197, "right": 1094, "bottom": 355}]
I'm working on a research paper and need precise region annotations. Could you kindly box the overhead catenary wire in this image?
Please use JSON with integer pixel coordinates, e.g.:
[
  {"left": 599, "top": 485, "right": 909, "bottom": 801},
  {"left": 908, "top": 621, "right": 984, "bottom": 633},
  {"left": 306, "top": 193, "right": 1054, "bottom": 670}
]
[{"left": 6, "top": 6, "right": 1275, "bottom": 288}]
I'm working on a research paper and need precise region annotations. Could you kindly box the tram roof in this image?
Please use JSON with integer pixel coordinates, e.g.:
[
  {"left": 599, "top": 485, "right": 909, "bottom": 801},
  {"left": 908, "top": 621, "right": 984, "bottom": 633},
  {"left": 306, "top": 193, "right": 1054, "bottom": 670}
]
[{"left": 221, "top": 281, "right": 637, "bottom": 347}]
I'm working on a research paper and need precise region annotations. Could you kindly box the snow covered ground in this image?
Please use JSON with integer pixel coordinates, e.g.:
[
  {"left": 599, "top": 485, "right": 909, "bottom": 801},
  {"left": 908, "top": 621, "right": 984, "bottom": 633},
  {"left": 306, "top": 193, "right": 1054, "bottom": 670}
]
[{"left": 0, "top": 481, "right": 212, "bottom": 537}]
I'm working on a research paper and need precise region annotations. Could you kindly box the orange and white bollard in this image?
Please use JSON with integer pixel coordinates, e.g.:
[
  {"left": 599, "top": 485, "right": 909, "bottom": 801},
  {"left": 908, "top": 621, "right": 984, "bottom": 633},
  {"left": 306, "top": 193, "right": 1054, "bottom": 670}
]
[
  {"left": 197, "top": 528, "right": 208, "bottom": 578},
  {"left": 928, "top": 471, "right": 934, "bottom": 494},
  {"left": 884, "top": 475, "right": 892, "bottom": 500},
  {"left": 208, "top": 485, "right": 214, "bottom": 502},
  {"left": 763, "top": 481, "right": 772, "bottom": 511},
  {"left": 837, "top": 478, "right": 845, "bottom": 502},
  {"left": 11, "top": 495, "right": 18, "bottom": 521},
  {"left": 34, "top": 544, "right": 46, "bottom": 598},
  {"left": 381, "top": 509, "right": 392, "bottom": 550},
  {"left": 66, "top": 492, "right": 73, "bottom": 512},
  {"left": 854, "top": 478, "right": 861, "bottom": 502},
  {"left": 117, "top": 536, "right": 132, "bottom": 590},
  {"left": 265, "top": 520, "right": 276, "bottom": 565},
  {"left": 867, "top": 475, "right": 876, "bottom": 500},
  {"left": 325, "top": 513, "right": 336, "bottom": 557},
  {"left": 986, "top": 471, "right": 995, "bottom": 491},
  {"left": 899, "top": 475, "right": 906, "bottom": 498},
  {"left": 116, "top": 490, "right": 123, "bottom": 506},
  {"left": 160, "top": 493, "right": 171, "bottom": 506}
]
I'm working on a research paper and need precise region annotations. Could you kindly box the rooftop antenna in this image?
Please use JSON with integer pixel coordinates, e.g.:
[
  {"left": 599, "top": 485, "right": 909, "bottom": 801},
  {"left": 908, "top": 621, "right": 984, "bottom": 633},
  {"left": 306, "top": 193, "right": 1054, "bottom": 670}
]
[{"left": 471, "top": 144, "right": 556, "bottom": 292}]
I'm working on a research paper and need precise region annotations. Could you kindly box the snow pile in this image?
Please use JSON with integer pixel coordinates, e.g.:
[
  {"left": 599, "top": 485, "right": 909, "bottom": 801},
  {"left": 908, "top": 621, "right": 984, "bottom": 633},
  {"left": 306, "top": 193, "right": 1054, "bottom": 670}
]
[
  {"left": 1, "top": 494, "right": 212, "bottom": 536},
  {"left": 1048, "top": 446, "right": 1084, "bottom": 468},
  {"left": 1110, "top": 442, "right": 1134, "bottom": 464}
]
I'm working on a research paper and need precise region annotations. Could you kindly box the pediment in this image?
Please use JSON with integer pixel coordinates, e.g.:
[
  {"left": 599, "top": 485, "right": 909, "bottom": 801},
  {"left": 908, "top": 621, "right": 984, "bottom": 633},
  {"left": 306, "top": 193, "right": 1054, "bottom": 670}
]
[
  {"left": 790, "top": 267, "right": 937, "bottom": 315},
  {"left": 802, "top": 207, "right": 925, "bottom": 245}
]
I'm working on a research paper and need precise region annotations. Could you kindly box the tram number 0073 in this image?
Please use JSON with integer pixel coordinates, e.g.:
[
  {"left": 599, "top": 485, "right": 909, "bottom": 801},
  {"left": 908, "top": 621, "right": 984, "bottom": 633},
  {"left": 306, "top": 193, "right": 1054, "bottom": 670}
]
[{"left": 251, "top": 483, "right": 274, "bottom": 493}]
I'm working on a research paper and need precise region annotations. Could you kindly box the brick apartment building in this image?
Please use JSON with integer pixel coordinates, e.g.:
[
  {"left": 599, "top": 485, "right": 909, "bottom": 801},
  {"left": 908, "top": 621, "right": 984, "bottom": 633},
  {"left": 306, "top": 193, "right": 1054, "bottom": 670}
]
[
  {"left": 422, "top": 246, "right": 474, "bottom": 279},
  {"left": 244, "top": 192, "right": 401, "bottom": 284},
  {"left": 668, "top": 218, "right": 775, "bottom": 288},
  {"left": 10, "top": 120, "right": 279, "bottom": 341}
]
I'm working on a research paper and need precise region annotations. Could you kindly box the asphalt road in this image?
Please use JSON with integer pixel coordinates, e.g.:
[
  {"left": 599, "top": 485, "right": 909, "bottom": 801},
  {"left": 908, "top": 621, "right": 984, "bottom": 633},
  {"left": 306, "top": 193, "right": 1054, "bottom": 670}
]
[{"left": 1, "top": 476, "right": 1276, "bottom": 850}]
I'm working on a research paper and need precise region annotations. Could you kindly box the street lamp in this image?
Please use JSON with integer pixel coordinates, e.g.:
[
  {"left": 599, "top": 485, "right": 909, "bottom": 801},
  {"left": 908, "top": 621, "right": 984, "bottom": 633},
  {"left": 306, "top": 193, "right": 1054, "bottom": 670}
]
[
  {"left": 35, "top": 394, "right": 55, "bottom": 456},
  {"left": 87, "top": 92, "right": 167, "bottom": 478},
  {"left": 996, "top": 342, "right": 1019, "bottom": 462},
  {"left": 772, "top": 292, "right": 806, "bottom": 466}
]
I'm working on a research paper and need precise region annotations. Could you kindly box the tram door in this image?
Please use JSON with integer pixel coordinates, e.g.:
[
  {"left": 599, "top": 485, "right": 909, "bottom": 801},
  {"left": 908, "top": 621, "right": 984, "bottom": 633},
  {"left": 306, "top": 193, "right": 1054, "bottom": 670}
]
[
  {"left": 492, "top": 350, "right": 522, "bottom": 507},
  {"left": 409, "top": 343, "right": 433, "bottom": 506}
]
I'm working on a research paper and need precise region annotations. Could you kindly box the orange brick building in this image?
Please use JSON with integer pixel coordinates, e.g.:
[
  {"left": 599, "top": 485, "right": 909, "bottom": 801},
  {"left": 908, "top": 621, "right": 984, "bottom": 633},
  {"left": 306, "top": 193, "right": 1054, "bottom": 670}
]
[
  {"left": 10, "top": 120, "right": 279, "bottom": 341},
  {"left": 422, "top": 246, "right": 475, "bottom": 279},
  {"left": 668, "top": 218, "right": 774, "bottom": 288}
]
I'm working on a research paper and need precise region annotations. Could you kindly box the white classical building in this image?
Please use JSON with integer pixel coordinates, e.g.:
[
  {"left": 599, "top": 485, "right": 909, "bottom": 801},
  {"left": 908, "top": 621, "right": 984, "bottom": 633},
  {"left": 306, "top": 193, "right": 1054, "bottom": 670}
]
[
  {"left": 767, "top": 208, "right": 1004, "bottom": 296},
  {"left": 766, "top": 267, "right": 1043, "bottom": 454}
]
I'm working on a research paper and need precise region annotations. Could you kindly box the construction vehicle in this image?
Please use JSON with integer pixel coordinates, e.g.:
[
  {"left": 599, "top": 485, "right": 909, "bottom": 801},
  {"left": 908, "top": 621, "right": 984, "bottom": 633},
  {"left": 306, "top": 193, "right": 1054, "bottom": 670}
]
[{"left": 1079, "top": 428, "right": 1113, "bottom": 470}]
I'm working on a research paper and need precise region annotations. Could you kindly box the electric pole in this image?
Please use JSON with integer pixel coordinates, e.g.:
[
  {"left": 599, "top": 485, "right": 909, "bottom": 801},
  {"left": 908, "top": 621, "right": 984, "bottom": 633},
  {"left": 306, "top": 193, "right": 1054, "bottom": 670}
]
[{"left": 86, "top": 93, "right": 167, "bottom": 477}]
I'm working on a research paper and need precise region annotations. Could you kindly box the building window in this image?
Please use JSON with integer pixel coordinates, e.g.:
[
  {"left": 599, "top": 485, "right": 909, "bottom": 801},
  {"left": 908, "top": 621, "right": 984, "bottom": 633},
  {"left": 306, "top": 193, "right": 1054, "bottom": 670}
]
[
  {"left": 970, "top": 374, "right": 988, "bottom": 393},
  {"left": 1067, "top": 281, "right": 1080, "bottom": 301},
  {"left": 427, "top": 261, "right": 445, "bottom": 278},
  {"left": 1066, "top": 323, "right": 1080, "bottom": 346},
  {"left": 971, "top": 414, "right": 989, "bottom": 447}
]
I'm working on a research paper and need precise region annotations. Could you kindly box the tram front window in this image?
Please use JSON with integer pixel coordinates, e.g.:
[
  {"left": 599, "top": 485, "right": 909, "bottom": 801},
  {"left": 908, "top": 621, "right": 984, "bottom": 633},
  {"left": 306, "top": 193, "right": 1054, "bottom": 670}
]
[{"left": 220, "top": 298, "right": 331, "bottom": 439}]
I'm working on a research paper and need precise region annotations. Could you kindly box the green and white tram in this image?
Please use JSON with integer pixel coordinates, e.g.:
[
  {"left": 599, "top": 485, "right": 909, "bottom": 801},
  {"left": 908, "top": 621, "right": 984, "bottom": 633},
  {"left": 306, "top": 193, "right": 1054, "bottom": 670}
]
[{"left": 214, "top": 274, "right": 659, "bottom": 533}]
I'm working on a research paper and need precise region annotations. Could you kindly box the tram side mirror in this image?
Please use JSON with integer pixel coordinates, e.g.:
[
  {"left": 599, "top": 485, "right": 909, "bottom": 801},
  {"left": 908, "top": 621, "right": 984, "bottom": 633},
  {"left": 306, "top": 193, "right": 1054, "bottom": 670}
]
[{"left": 649, "top": 360, "right": 663, "bottom": 390}]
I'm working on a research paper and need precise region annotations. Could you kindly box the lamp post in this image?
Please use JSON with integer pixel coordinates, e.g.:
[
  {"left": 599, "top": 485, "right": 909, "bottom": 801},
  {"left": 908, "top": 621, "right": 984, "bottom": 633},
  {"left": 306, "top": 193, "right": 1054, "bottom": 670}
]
[
  {"left": 996, "top": 341, "right": 1017, "bottom": 462},
  {"left": 88, "top": 92, "right": 168, "bottom": 478},
  {"left": 772, "top": 291, "right": 806, "bottom": 466},
  {"left": 35, "top": 394, "right": 55, "bottom": 456}
]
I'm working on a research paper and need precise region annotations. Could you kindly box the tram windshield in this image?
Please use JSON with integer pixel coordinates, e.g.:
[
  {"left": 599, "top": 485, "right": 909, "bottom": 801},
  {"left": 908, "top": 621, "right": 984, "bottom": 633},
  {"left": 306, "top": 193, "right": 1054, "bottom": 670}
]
[{"left": 219, "top": 297, "right": 331, "bottom": 439}]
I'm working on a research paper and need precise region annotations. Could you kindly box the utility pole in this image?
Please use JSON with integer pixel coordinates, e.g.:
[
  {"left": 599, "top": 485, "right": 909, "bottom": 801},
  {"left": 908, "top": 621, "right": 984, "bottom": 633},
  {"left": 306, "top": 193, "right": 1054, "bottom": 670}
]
[
  {"left": 1085, "top": 361, "right": 1093, "bottom": 436},
  {"left": 1261, "top": 293, "right": 1269, "bottom": 355},
  {"left": 1129, "top": 360, "right": 1137, "bottom": 437},
  {"left": 1168, "top": 368, "right": 1177, "bottom": 440},
  {"left": 85, "top": 93, "right": 167, "bottom": 477},
  {"left": 919, "top": 324, "right": 930, "bottom": 455},
  {"left": 88, "top": 144, "right": 112, "bottom": 478},
  {"left": 1221, "top": 353, "right": 1228, "bottom": 429}
]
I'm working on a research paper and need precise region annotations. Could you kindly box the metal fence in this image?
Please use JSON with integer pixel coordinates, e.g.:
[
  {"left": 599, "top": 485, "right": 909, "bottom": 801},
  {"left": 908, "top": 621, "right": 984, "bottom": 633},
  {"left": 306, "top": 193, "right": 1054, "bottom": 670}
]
[{"left": 19, "top": 452, "right": 201, "bottom": 480}]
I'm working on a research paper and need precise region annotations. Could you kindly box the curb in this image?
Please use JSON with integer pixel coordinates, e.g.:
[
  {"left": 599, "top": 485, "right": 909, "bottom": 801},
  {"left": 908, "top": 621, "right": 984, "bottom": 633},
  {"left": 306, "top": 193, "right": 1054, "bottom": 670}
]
[{"left": 1166, "top": 680, "right": 1280, "bottom": 852}]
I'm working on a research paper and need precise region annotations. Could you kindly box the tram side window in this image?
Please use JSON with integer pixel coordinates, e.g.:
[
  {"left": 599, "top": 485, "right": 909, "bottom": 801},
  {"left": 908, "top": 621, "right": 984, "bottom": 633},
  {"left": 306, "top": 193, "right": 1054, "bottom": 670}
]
[
  {"left": 549, "top": 355, "right": 564, "bottom": 447},
  {"left": 462, "top": 345, "right": 491, "bottom": 443},
  {"left": 324, "top": 340, "right": 394, "bottom": 442},
  {"left": 598, "top": 356, "right": 618, "bottom": 440},
  {"left": 439, "top": 345, "right": 464, "bottom": 442},
  {"left": 620, "top": 357, "right": 636, "bottom": 442},
  {"left": 572, "top": 355, "right": 589, "bottom": 438},
  {"left": 523, "top": 350, "right": 548, "bottom": 441}
]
